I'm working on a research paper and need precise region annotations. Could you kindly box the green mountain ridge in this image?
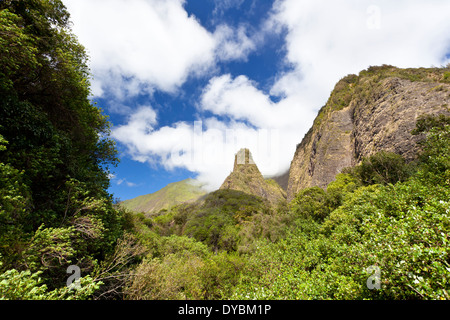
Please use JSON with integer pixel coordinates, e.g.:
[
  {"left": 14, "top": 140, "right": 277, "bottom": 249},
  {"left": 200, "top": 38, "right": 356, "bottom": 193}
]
[{"left": 120, "top": 179, "right": 208, "bottom": 214}]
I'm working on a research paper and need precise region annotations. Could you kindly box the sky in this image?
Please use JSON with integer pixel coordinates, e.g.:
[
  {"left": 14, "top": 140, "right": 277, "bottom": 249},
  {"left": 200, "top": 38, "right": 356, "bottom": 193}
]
[{"left": 62, "top": 0, "right": 450, "bottom": 201}]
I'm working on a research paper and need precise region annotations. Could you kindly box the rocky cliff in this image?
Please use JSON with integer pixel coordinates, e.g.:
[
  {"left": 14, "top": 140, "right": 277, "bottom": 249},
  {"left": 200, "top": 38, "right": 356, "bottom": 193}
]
[
  {"left": 287, "top": 65, "right": 450, "bottom": 200},
  {"left": 220, "top": 148, "right": 286, "bottom": 204}
]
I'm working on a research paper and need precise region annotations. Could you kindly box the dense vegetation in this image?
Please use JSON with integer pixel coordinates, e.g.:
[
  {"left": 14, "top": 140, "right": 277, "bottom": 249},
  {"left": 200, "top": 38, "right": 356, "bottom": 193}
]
[
  {"left": 1, "top": 1, "right": 449, "bottom": 300},
  {"left": 122, "top": 114, "right": 449, "bottom": 300},
  {"left": 0, "top": 0, "right": 135, "bottom": 299}
]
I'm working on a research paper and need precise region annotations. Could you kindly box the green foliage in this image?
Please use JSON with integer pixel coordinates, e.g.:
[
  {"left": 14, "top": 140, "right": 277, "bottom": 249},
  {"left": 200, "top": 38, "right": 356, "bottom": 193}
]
[
  {"left": 345, "top": 151, "right": 412, "bottom": 186},
  {"left": 233, "top": 175, "right": 449, "bottom": 300},
  {"left": 443, "top": 72, "right": 450, "bottom": 83},
  {"left": 231, "top": 115, "right": 450, "bottom": 300},
  {"left": 0, "top": 1, "right": 126, "bottom": 300},
  {"left": 412, "top": 114, "right": 450, "bottom": 135},
  {"left": 328, "top": 74, "right": 358, "bottom": 111},
  {"left": 184, "top": 209, "right": 236, "bottom": 251},
  {"left": 326, "top": 173, "right": 360, "bottom": 209},
  {"left": 123, "top": 235, "right": 245, "bottom": 300},
  {"left": 0, "top": 136, "right": 30, "bottom": 230},
  {"left": 23, "top": 225, "right": 77, "bottom": 272},
  {"left": 89, "top": 114, "right": 450, "bottom": 301},
  {"left": 290, "top": 174, "right": 360, "bottom": 222},
  {"left": 0, "top": 254, "right": 101, "bottom": 300},
  {"left": 0, "top": 267, "right": 101, "bottom": 300},
  {"left": 146, "top": 189, "right": 269, "bottom": 252},
  {"left": 125, "top": 253, "right": 206, "bottom": 300},
  {"left": 291, "top": 187, "right": 329, "bottom": 221},
  {"left": 412, "top": 114, "right": 450, "bottom": 186},
  {"left": 359, "top": 65, "right": 448, "bottom": 84},
  {"left": 0, "top": 9, "right": 39, "bottom": 91},
  {"left": 158, "top": 235, "right": 210, "bottom": 258}
]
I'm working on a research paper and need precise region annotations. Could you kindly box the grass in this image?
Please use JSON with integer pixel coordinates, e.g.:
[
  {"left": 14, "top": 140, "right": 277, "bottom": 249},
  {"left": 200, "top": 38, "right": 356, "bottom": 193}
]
[{"left": 120, "top": 179, "right": 208, "bottom": 214}]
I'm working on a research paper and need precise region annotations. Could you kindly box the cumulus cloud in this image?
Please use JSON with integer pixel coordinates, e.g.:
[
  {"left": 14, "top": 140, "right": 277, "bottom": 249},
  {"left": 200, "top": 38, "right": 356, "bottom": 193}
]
[
  {"left": 213, "top": 25, "right": 256, "bottom": 61},
  {"left": 64, "top": 0, "right": 216, "bottom": 97},
  {"left": 63, "top": 0, "right": 258, "bottom": 100},
  {"left": 200, "top": 74, "right": 317, "bottom": 129}
]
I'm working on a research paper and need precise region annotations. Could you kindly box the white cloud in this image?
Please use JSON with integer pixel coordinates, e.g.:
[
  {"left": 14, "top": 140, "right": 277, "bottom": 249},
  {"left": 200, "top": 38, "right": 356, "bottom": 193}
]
[
  {"left": 64, "top": 0, "right": 258, "bottom": 100},
  {"left": 113, "top": 176, "right": 138, "bottom": 188},
  {"left": 213, "top": 0, "right": 245, "bottom": 16},
  {"left": 64, "top": 0, "right": 216, "bottom": 97},
  {"left": 213, "top": 25, "right": 256, "bottom": 61}
]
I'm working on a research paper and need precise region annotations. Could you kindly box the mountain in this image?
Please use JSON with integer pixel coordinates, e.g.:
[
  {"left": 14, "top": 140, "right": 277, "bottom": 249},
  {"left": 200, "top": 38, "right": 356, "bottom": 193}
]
[
  {"left": 271, "top": 170, "right": 289, "bottom": 191},
  {"left": 120, "top": 179, "right": 208, "bottom": 213},
  {"left": 121, "top": 66, "right": 450, "bottom": 209},
  {"left": 219, "top": 148, "right": 286, "bottom": 204},
  {"left": 286, "top": 65, "right": 450, "bottom": 200}
]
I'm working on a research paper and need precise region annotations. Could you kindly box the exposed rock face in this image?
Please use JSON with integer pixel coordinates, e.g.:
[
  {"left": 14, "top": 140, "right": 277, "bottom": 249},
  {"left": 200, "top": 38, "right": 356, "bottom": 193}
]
[
  {"left": 220, "top": 148, "right": 286, "bottom": 204},
  {"left": 287, "top": 66, "right": 450, "bottom": 200}
]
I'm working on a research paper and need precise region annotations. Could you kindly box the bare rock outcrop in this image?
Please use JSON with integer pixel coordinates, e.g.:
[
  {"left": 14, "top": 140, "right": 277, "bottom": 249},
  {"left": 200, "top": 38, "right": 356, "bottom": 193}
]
[{"left": 220, "top": 148, "right": 286, "bottom": 204}]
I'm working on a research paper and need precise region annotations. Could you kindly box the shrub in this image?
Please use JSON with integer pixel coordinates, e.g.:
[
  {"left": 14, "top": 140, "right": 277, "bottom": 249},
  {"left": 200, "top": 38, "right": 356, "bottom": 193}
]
[
  {"left": 0, "top": 259, "right": 101, "bottom": 300},
  {"left": 346, "top": 151, "right": 412, "bottom": 186},
  {"left": 291, "top": 187, "right": 330, "bottom": 221}
]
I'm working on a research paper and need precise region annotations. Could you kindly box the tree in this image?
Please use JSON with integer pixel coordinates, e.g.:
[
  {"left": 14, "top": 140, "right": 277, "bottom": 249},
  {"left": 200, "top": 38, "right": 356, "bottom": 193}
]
[
  {"left": 413, "top": 115, "right": 450, "bottom": 185},
  {"left": 0, "top": 0, "right": 124, "bottom": 297},
  {"left": 344, "top": 151, "right": 411, "bottom": 186},
  {"left": 291, "top": 186, "right": 330, "bottom": 221}
]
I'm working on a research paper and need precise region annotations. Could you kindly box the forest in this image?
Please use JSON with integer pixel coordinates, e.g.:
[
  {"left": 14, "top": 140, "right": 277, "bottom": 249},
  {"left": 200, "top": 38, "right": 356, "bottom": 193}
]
[{"left": 0, "top": 0, "right": 449, "bottom": 300}]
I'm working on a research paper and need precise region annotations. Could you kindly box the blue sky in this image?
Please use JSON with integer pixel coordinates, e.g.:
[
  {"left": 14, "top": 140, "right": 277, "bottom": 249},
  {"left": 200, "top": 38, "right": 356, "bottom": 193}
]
[{"left": 63, "top": 0, "right": 450, "bottom": 201}]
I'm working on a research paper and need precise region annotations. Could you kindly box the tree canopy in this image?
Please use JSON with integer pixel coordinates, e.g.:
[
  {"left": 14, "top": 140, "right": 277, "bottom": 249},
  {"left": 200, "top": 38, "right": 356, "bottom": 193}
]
[{"left": 0, "top": 0, "right": 127, "bottom": 299}]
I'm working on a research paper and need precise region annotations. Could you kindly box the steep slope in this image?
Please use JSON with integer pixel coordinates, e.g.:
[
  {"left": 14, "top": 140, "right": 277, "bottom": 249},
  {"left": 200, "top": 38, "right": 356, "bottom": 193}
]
[
  {"left": 287, "top": 65, "right": 450, "bottom": 200},
  {"left": 120, "top": 179, "right": 208, "bottom": 213},
  {"left": 271, "top": 170, "right": 289, "bottom": 191},
  {"left": 220, "top": 148, "right": 286, "bottom": 204}
]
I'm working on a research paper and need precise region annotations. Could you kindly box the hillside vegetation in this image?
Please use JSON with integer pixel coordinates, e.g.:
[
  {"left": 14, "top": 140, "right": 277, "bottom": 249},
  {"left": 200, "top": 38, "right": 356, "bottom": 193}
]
[
  {"left": 232, "top": 120, "right": 449, "bottom": 300},
  {"left": 122, "top": 114, "right": 449, "bottom": 300},
  {"left": 120, "top": 179, "right": 207, "bottom": 214},
  {"left": 0, "top": 0, "right": 135, "bottom": 299}
]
